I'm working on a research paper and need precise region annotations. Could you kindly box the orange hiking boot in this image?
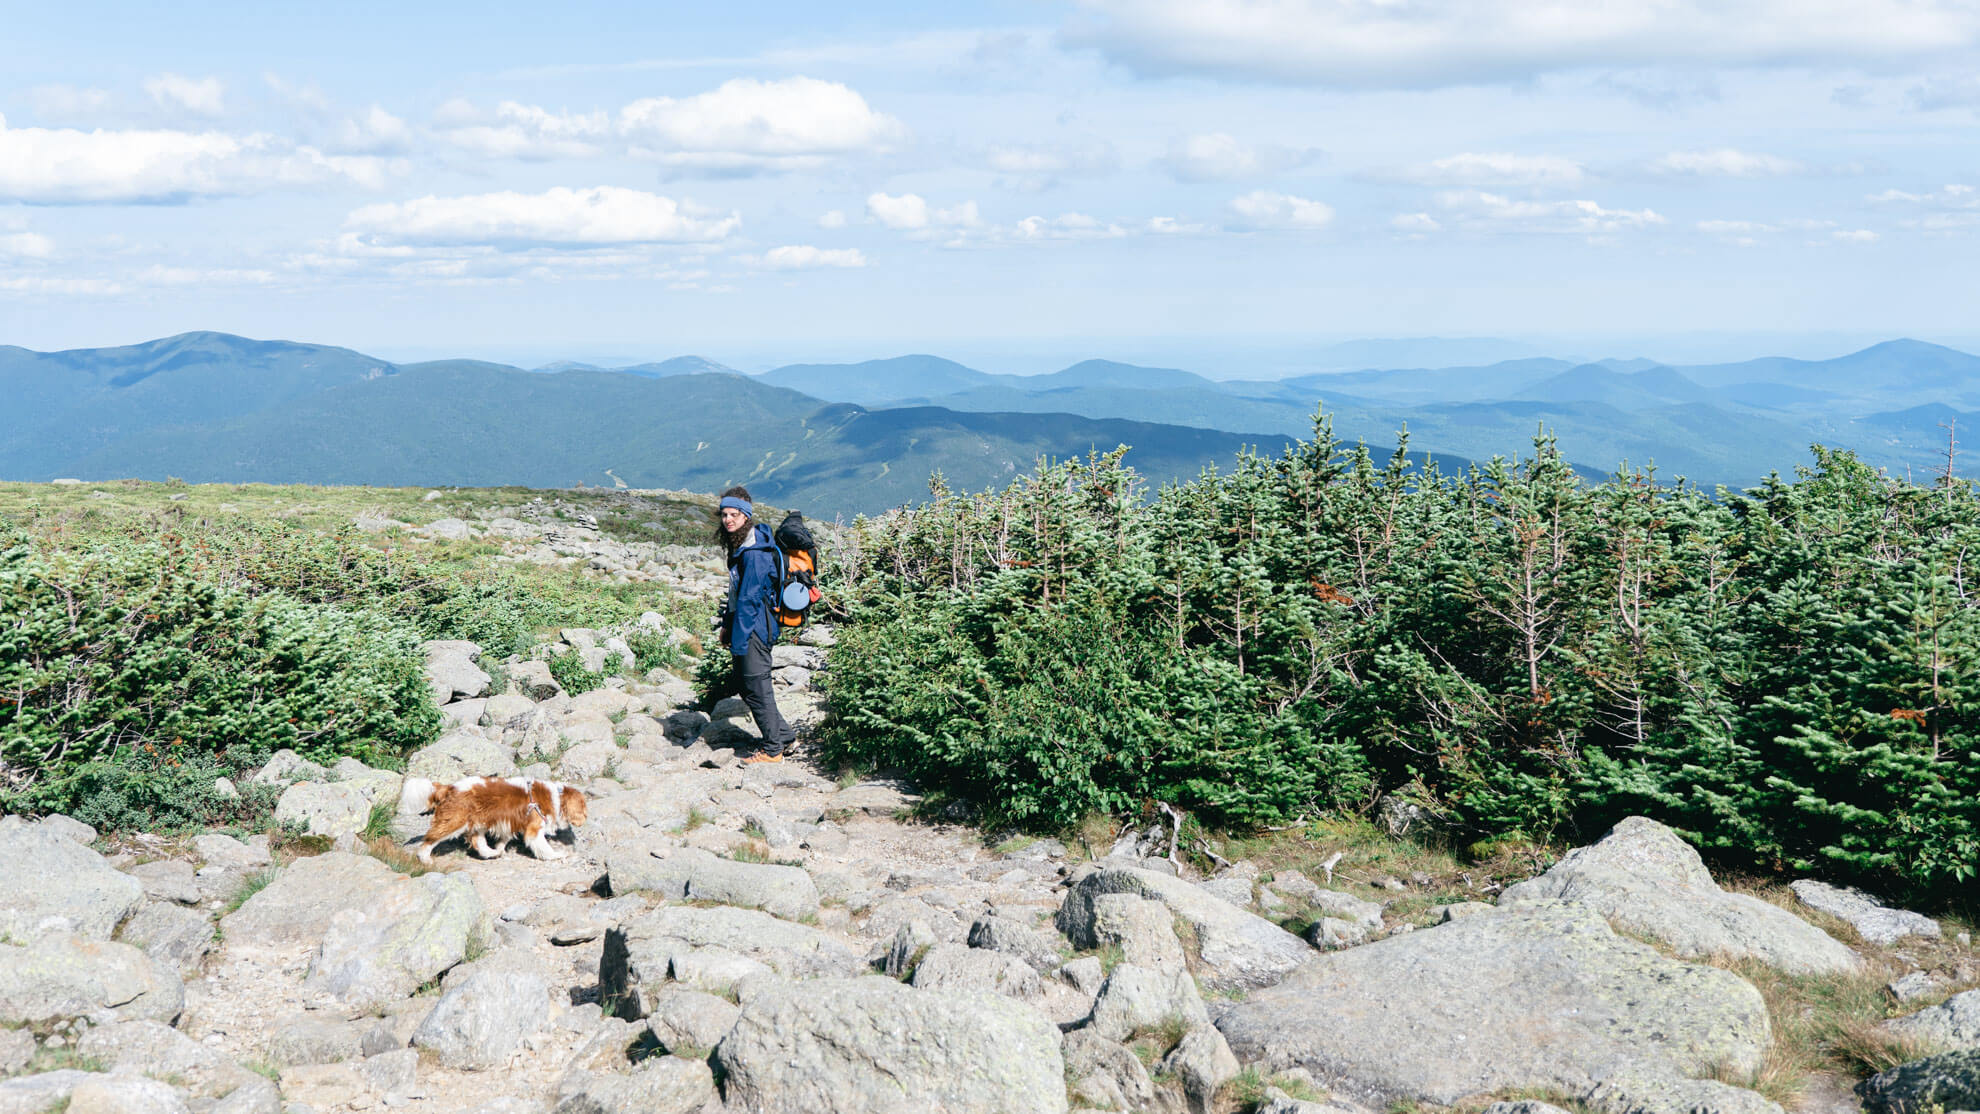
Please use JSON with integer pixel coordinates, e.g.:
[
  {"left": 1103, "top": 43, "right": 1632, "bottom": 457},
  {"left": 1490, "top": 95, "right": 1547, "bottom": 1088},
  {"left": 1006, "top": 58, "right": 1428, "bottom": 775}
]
[{"left": 744, "top": 752, "right": 784, "bottom": 764}]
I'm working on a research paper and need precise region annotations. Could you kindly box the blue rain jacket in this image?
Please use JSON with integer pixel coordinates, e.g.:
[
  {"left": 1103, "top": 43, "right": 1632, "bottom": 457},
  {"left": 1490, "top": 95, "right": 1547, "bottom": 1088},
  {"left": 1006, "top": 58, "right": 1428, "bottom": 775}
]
[{"left": 726, "top": 524, "right": 784, "bottom": 656}]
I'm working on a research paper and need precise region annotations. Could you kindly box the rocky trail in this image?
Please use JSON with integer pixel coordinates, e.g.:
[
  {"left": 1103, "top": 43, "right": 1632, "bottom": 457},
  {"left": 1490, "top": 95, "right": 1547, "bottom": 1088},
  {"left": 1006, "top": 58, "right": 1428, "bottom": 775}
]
[{"left": 3, "top": 523, "right": 1978, "bottom": 1114}]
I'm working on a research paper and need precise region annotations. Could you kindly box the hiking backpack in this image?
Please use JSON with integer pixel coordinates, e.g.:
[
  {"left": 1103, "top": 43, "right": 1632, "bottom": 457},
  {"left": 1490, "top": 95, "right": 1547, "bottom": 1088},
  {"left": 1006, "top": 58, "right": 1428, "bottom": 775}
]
[{"left": 772, "top": 511, "right": 821, "bottom": 628}]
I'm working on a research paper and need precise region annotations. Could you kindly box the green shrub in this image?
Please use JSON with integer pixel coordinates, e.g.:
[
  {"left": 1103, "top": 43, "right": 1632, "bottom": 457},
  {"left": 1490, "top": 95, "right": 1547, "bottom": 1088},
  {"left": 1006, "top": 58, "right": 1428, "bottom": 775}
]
[
  {"left": 547, "top": 650, "right": 611, "bottom": 695},
  {"left": 0, "top": 536, "right": 439, "bottom": 822},
  {"left": 624, "top": 628, "right": 684, "bottom": 673},
  {"left": 821, "top": 426, "right": 1980, "bottom": 901}
]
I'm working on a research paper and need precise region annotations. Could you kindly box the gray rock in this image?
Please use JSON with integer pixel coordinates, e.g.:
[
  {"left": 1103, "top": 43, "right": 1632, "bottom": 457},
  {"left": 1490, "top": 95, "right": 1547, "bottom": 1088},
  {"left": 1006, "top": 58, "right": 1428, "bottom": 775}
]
[
  {"left": 1583, "top": 1070, "right": 1785, "bottom": 1114},
  {"left": 210, "top": 1077, "right": 280, "bottom": 1114},
  {"left": 264, "top": 1013, "right": 368, "bottom": 1066},
  {"left": 558, "top": 740, "right": 622, "bottom": 783},
  {"left": 1056, "top": 956, "right": 1106, "bottom": 997},
  {"left": 601, "top": 906, "right": 862, "bottom": 1018},
  {"left": 425, "top": 640, "right": 493, "bottom": 705},
  {"left": 605, "top": 846, "right": 818, "bottom": 921},
  {"left": 128, "top": 860, "right": 202, "bottom": 906},
  {"left": 1483, "top": 1104, "right": 1574, "bottom": 1114},
  {"left": 358, "top": 1047, "right": 419, "bottom": 1094},
  {"left": 1215, "top": 901, "right": 1772, "bottom": 1106},
  {"left": 304, "top": 868, "right": 487, "bottom": 1010},
  {"left": 829, "top": 778, "right": 922, "bottom": 818},
  {"left": 1307, "top": 887, "right": 1384, "bottom": 930},
  {"left": 441, "top": 697, "right": 489, "bottom": 730},
  {"left": 0, "top": 821, "right": 144, "bottom": 941},
  {"left": 510, "top": 660, "right": 564, "bottom": 701},
  {"left": 1438, "top": 902, "right": 1496, "bottom": 923},
  {"left": 712, "top": 976, "right": 1067, "bottom": 1114},
  {"left": 1199, "top": 875, "right": 1256, "bottom": 906},
  {"left": 743, "top": 808, "right": 797, "bottom": 849},
  {"left": 273, "top": 782, "right": 372, "bottom": 838},
  {"left": 219, "top": 852, "right": 403, "bottom": 947},
  {"left": 1062, "top": 1029, "right": 1158, "bottom": 1112},
  {"left": 1307, "top": 917, "right": 1372, "bottom": 950},
  {"left": 404, "top": 731, "right": 518, "bottom": 782},
  {"left": 77, "top": 1019, "right": 257, "bottom": 1098},
  {"left": 67, "top": 1075, "right": 190, "bottom": 1114},
  {"left": 481, "top": 694, "right": 539, "bottom": 733},
  {"left": 1057, "top": 863, "right": 1314, "bottom": 992},
  {"left": 36, "top": 815, "right": 96, "bottom": 845},
  {"left": 884, "top": 920, "right": 939, "bottom": 980},
  {"left": 1165, "top": 1026, "right": 1242, "bottom": 1114},
  {"left": 1890, "top": 970, "right": 1949, "bottom": 1006},
  {"left": 1500, "top": 816, "right": 1859, "bottom": 976},
  {"left": 555, "top": 1058, "right": 716, "bottom": 1114},
  {"left": 1258, "top": 1087, "right": 1362, "bottom": 1114},
  {"left": 0, "top": 1028, "right": 30, "bottom": 1075},
  {"left": 968, "top": 914, "right": 1066, "bottom": 974},
  {"left": 1790, "top": 880, "right": 1941, "bottom": 947},
  {"left": 250, "top": 749, "right": 330, "bottom": 787},
  {"left": 1887, "top": 988, "right": 1980, "bottom": 1051},
  {"left": 118, "top": 901, "right": 214, "bottom": 975},
  {"left": 910, "top": 944, "right": 1042, "bottom": 1000},
  {"left": 1089, "top": 963, "right": 1210, "bottom": 1043},
  {"left": 0, "top": 933, "right": 184, "bottom": 1025},
  {"left": 413, "top": 963, "right": 551, "bottom": 1069},
  {"left": 1860, "top": 1047, "right": 1980, "bottom": 1114},
  {"left": 193, "top": 834, "right": 269, "bottom": 870},
  {"left": 644, "top": 988, "right": 739, "bottom": 1053},
  {"left": 1090, "top": 893, "right": 1189, "bottom": 974},
  {"left": 0, "top": 1071, "right": 96, "bottom": 1114},
  {"left": 661, "top": 711, "right": 709, "bottom": 744}
]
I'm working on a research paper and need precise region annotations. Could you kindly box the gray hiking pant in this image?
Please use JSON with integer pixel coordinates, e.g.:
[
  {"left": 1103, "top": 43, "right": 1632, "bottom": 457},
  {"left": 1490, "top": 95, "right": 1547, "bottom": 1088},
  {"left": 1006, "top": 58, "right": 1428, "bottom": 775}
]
[{"left": 735, "top": 636, "right": 796, "bottom": 755}]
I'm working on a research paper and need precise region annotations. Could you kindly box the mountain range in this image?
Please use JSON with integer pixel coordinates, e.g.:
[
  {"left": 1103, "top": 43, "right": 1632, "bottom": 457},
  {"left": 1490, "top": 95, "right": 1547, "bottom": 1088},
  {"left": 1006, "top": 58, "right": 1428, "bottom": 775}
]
[{"left": 6, "top": 331, "right": 1978, "bottom": 515}]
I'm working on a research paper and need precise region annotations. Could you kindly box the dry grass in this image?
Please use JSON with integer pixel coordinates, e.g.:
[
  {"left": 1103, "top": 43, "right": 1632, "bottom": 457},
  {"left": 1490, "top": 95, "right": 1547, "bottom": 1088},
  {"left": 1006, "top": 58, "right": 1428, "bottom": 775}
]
[{"left": 361, "top": 835, "right": 456, "bottom": 876}]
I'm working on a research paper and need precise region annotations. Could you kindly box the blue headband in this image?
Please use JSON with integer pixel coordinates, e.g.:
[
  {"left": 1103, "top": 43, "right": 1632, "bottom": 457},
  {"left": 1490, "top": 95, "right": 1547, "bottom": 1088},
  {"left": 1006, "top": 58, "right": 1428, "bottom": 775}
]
[{"left": 719, "top": 497, "right": 753, "bottom": 517}]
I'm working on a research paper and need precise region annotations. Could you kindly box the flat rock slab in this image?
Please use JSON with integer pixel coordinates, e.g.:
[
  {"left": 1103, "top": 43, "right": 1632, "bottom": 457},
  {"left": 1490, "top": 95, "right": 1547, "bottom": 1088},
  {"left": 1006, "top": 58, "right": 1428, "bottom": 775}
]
[
  {"left": 1057, "top": 863, "right": 1314, "bottom": 992},
  {"left": 1500, "top": 816, "right": 1859, "bottom": 976},
  {"left": 712, "top": 976, "right": 1067, "bottom": 1114},
  {"left": 219, "top": 852, "right": 415, "bottom": 947},
  {"left": 606, "top": 846, "right": 819, "bottom": 920},
  {"left": 273, "top": 782, "right": 372, "bottom": 839},
  {"left": 405, "top": 732, "right": 519, "bottom": 782},
  {"left": 1886, "top": 989, "right": 1980, "bottom": 1052},
  {"left": 1215, "top": 900, "right": 1772, "bottom": 1107},
  {"left": 413, "top": 963, "right": 551, "bottom": 1069},
  {"left": 556, "top": 1058, "right": 716, "bottom": 1114},
  {"left": 0, "top": 933, "right": 184, "bottom": 1026},
  {"left": 601, "top": 906, "right": 861, "bottom": 1019},
  {"left": 76, "top": 1020, "right": 259, "bottom": 1099},
  {"left": 1789, "top": 880, "right": 1940, "bottom": 947},
  {"left": 304, "top": 869, "right": 485, "bottom": 1011},
  {"left": 0, "top": 820, "right": 143, "bottom": 941},
  {"left": 829, "top": 778, "right": 922, "bottom": 817}
]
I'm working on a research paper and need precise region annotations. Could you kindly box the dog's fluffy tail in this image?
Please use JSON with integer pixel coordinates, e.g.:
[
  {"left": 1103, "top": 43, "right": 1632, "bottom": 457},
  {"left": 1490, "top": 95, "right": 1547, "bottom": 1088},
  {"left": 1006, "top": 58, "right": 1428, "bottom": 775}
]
[{"left": 399, "top": 777, "right": 439, "bottom": 815}]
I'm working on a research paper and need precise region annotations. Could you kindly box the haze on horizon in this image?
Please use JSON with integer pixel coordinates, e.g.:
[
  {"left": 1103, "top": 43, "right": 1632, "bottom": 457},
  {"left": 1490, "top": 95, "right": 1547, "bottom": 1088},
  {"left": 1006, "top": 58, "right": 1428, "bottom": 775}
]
[{"left": 1, "top": 1, "right": 1976, "bottom": 370}]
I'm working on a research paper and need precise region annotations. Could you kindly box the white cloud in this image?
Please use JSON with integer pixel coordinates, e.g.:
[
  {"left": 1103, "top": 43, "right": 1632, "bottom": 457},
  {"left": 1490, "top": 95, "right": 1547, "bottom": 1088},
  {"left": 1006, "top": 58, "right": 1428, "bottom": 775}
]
[
  {"left": 0, "top": 276, "right": 123, "bottom": 295},
  {"left": 754, "top": 245, "right": 868, "bottom": 269},
  {"left": 1161, "top": 133, "right": 1312, "bottom": 182},
  {"left": 620, "top": 76, "right": 904, "bottom": 171},
  {"left": 1391, "top": 212, "right": 1443, "bottom": 234},
  {"left": 1832, "top": 228, "right": 1879, "bottom": 243},
  {"left": 1065, "top": 0, "right": 1980, "bottom": 88},
  {"left": 1697, "top": 219, "right": 1776, "bottom": 246},
  {"left": 818, "top": 209, "right": 848, "bottom": 229},
  {"left": 144, "top": 73, "right": 226, "bottom": 117},
  {"left": 1145, "top": 216, "right": 1211, "bottom": 234},
  {"left": 1011, "top": 212, "right": 1129, "bottom": 240},
  {"left": 1654, "top": 149, "right": 1803, "bottom": 177},
  {"left": 866, "top": 192, "right": 979, "bottom": 232},
  {"left": 1392, "top": 152, "right": 1588, "bottom": 189},
  {"left": 986, "top": 139, "right": 1120, "bottom": 184},
  {"left": 136, "top": 265, "right": 279, "bottom": 285},
  {"left": 343, "top": 186, "right": 739, "bottom": 247},
  {"left": 263, "top": 73, "right": 333, "bottom": 114},
  {"left": 0, "top": 231, "right": 55, "bottom": 260},
  {"left": 0, "top": 115, "right": 400, "bottom": 202},
  {"left": 329, "top": 106, "right": 414, "bottom": 156},
  {"left": 1228, "top": 190, "right": 1335, "bottom": 230},
  {"left": 1433, "top": 190, "right": 1664, "bottom": 236},
  {"left": 1868, "top": 183, "right": 1979, "bottom": 233},
  {"left": 436, "top": 101, "right": 608, "bottom": 160}
]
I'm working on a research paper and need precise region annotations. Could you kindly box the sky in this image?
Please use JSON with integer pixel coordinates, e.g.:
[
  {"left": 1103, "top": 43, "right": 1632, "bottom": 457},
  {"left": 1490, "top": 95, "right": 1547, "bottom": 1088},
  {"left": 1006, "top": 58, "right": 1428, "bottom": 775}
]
[{"left": 1, "top": 0, "right": 1977, "bottom": 373}]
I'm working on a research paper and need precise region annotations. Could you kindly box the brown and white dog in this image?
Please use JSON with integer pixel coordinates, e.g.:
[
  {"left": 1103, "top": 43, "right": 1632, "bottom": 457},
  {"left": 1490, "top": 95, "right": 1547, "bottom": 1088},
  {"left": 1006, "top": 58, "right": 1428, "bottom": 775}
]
[{"left": 403, "top": 776, "right": 589, "bottom": 863}]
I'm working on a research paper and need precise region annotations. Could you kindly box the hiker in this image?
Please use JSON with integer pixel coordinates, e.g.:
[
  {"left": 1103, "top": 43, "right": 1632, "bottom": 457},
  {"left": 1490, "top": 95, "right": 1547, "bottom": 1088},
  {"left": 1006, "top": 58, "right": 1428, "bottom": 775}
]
[{"left": 713, "top": 485, "right": 797, "bottom": 764}]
